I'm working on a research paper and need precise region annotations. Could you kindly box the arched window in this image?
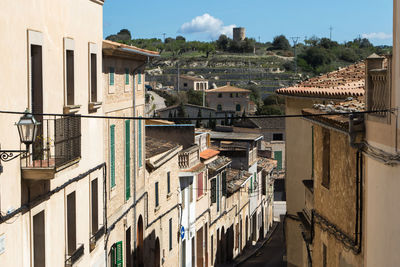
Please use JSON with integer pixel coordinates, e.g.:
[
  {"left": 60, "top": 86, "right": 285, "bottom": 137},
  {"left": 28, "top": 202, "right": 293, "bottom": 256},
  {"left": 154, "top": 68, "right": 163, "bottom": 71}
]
[
  {"left": 217, "top": 104, "right": 222, "bottom": 111},
  {"left": 236, "top": 104, "right": 241, "bottom": 111}
]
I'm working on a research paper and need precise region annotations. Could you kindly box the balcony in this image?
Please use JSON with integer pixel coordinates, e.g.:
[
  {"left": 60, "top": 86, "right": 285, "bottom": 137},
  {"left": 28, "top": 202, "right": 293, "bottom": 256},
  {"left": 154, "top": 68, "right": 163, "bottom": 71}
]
[
  {"left": 90, "top": 226, "right": 105, "bottom": 251},
  {"left": 178, "top": 145, "right": 200, "bottom": 169},
  {"left": 298, "top": 179, "right": 314, "bottom": 243},
  {"left": 65, "top": 244, "right": 84, "bottom": 267},
  {"left": 21, "top": 116, "right": 81, "bottom": 180}
]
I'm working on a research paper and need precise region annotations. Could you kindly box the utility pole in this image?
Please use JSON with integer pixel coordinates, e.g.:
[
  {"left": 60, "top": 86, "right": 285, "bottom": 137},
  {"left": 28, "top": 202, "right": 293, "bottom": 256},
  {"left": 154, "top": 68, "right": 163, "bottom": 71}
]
[
  {"left": 290, "top": 37, "right": 300, "bottom": 75},
  {"left": 162, "top": 33, "right": 166, "bottom": 43},
  {"left": 329, "top": 26, "right": 333, "bottom": 40}
]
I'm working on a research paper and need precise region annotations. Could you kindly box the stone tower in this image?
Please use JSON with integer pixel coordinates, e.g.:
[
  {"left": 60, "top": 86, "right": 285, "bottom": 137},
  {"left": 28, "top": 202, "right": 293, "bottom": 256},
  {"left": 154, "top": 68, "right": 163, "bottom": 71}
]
[{"left": 233, "top": 27, "right": 246, "bottom": 42}]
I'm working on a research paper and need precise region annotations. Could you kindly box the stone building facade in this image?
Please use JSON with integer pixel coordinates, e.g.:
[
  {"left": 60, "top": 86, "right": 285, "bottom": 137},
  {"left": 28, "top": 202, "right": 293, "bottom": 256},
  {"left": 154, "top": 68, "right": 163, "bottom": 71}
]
[
  {"left": 179, "top": 75, "right": 209, "bottom": 91},
  {"left": 206, "top": 83, "right": 252, "bottom": 115}
]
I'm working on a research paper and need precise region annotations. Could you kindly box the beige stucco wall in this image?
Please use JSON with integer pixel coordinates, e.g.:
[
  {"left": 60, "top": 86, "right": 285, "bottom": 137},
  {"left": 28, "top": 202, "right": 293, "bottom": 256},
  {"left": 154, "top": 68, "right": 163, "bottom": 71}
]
[
  {"left": 0, "top": 0, "right": 104, "bottom": 266},
  {"left": 285, "top": 96, "right": 316, "bottom": 267}
]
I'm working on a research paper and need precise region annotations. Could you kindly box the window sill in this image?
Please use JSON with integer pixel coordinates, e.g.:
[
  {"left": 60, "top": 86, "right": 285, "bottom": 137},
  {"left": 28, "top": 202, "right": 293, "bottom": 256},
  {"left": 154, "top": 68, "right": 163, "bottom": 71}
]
[
  {"left": 89, "top": 102, "right": 102, "bottom": 113},
  {"left": 154, "top": 206, "right": 160, "bottom": 213},
  {"left": 63, "top": 105, "right": 81, "bottom": 114}
]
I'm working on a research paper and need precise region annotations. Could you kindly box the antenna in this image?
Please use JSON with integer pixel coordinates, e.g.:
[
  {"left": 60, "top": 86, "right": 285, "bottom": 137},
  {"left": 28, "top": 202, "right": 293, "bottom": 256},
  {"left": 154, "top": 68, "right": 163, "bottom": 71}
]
[
  {"left": 329, "top": 26, "right": 333, "bottom": 40},
  {"left": 290, "top": 37, "right": 300, "bottom": 75},
  {"left": 162, "top": 33, "right": 166, "bottom": 42}
]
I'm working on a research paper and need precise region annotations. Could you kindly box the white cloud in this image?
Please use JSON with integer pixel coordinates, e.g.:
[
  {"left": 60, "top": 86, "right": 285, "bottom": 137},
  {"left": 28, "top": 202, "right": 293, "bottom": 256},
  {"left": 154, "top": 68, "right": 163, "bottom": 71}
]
[
  {"left": 178, "top": 14, "right": 236, "bottom": 39},
  {"left": 361, "top": 32, "right": 392, "bottom": 40}
]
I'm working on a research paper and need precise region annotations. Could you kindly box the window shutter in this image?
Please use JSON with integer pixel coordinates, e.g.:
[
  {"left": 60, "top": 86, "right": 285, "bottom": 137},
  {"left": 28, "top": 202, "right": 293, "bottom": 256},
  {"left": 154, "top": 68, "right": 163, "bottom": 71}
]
[
  {"left": 155, "top": 182, "right": 159, "bottom": 207},
  {"left": 109, "top": 67, "right": 114, "bottom": 86},
  {"left": 138, "top": 118, "right": 142, "bottom": 167},
  {"left": 110, "top": 244, "right": 116, "bottom": 267},
  {"left": 116, "top": 241, "right": 123, "bottom": 267},
  {"left": 167, "top": 172, "right": 171, "bottom": 194},
  {"left": 138, "top": 71, "right": 142, "bottom": 84},
  {"left": 197, "top": 172, "right": 203, "bottom": 198},
  {"left": 169, "top": 218, "right": 172, "bottom": 251},
  {"left": 125, "top": 120, "right": 131, "bottom": 200},
  {"left": 275, "top": 151, "right": 282, "bottom": 170},
  {"left": 125, "top": 68, "right": 129, "bottom": 85},
  {"left": 110, "top": 125, "right": 116, "bottom": 188},
  {"left": 216, "top": 175, "right": 220, "bottom": 211},
  {"left": 211, "top": 179, "right": 216, "bottom": 203},
  {"left": 222, "top": 171, "right": 227, "bottom": 196},
  {"left": 250, "top": 176, "right": 253, "bottom": 193}
]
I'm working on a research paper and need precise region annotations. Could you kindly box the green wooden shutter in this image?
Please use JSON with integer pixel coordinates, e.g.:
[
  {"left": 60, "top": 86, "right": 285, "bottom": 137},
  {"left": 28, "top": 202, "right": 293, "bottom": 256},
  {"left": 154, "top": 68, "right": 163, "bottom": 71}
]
[
  {"left": 125, "top": 120, "right": 131, "bottom": 200},
  {"left": 116, "top": 241, "right": 123, "bottom": 267},
  {"left": 125, "top": 68, "right": 129, "bottom": 85},
  {"left": 138, "top": 71, "right": 142, "bottom": 84},
  {"left": 222, "top": 171, "right": 227, "bottom": 196},
  {"left": 138, "top": 118, "right": 142, "bottom": 167},
  {"left": 250, "top": 176, "right": 253, "bottom": 193},
  {"left": 275, "top": 151, "right": 282, "bottom": 170},
  {"left": 110, "top": 125, "right": 116, "bottom": 188},
  {"left": 211, "top": 179, "right": 216, "bottom": 203},
  {"left": 169, "top": 218, "right": 172, "bottom": 250},
  {"left": 217, "top": 175, "right": 220, "bottom": 212},
  {"left": 110, "top": 244, "right": 116, "bottom": 267},
  {"left": 109, "top": 67, "right": 115, "bottom": 86}
]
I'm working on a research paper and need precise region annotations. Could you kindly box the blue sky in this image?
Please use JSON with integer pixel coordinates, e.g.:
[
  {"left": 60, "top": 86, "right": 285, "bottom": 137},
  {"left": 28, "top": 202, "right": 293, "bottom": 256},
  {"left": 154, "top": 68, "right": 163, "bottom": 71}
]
[{"left": 103, "top": 0, "right": 393, "bottom": 45}]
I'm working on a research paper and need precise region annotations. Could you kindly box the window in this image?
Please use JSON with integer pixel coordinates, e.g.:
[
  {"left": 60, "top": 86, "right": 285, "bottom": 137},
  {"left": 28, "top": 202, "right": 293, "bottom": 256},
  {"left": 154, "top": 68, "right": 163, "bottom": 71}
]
[
  {"left": 109, "top": 67, "right": 115, "bottom": 86},
  {"left": 169, "top": 218, "right": 173, "bottom": 251},
  {"left": 236, "top": 104, "right": 241, "bottom": 112},
  {"left": 230, "top": 93, "right": 233, "bottom": 98},
  {"left": 216, "top": 175, "right": 220, "bottom": 212},
  {"left": 138, "top": 117, "right": 143, "bottom": 167},
  {"left": 218, "top": 93, "right": 222, "bottom": 98},
  {"left": 138, "top": 71, "right": 142, "bottom": 84},
  {"left": 189, "top": 180, "right": 193, "bottom": 203},
  {"left": 217, "top": 104, "right": 222, "bottom": 111},
  {"left": 184, "top": 83, "right": 188, "bottom": 87},
  {"left": 125, "top": 68, "right": 129, "bottom": 85},
  {"left": 250, "top": 176, "right": 253, "bottom": 193},
  {"left": 236, "top": 93, "right": 239, "bottom": 97},
  {"left": 125, "top": 120, "right": 131, "bottom": 200},
  {"left": 67, "top": 192, "right": 76, "bottom": 255},
  {"left": 211, "top": 178, "right": 216, "bottom": 203},
  {"left": 110, "top": 125, "right": 116, "bottom": 188},
  {"left": 90, "top": 53, "right": 97, "bottom": 102},
  {"left": 323, "top": 243, "right": 327, "bottom": 267},
  {"left": 322, "top": 128, "right": 330, "bottom": 188},
  {"left": 155, "top": 182, "right": 159, "bottom": 207},
  {"left": 197, "top": 172, "right": 203, "bottom": 198},
  {"left": 91, "top": 179, "right": 99, "bottom": 234},
  {"left": 222, "top": 171, "right": 227, "bottom": 196},
  {"left": 235, "top": 223, "right": 239, "bottom": 250},
  {"left": 111, "top": 241, "right": 123, "bottom": 267},
  {"left": 167, "top": 172, "right": 171, "bottom": 194},
  {"left": 275, "top": 151, "right": 282, "bottom": 170},
  {"left": 33, "top": 211, "right": 45, "bottom": 267},
  {"left": 272, "top": 133, "right": 283, "bottom": 141},
  {"left": 66, "top": 50, "right": 75, "bottom": 105}
]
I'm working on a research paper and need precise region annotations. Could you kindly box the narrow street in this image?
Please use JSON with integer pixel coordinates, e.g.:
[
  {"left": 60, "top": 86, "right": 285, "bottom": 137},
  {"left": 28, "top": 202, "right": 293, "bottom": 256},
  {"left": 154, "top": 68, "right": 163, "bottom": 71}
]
[
  {"left": 145, "top": 90, "right": 166, "bottom": 115},
  {"left": 239, "top": 222, "right": 286, "bottom": 267}
]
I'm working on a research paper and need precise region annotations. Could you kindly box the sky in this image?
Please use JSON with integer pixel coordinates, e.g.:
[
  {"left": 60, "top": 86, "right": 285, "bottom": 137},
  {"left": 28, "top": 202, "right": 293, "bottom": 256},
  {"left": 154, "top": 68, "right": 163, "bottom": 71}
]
[{"left": 103, "top": 0, "right": 393, "bottom": 46}]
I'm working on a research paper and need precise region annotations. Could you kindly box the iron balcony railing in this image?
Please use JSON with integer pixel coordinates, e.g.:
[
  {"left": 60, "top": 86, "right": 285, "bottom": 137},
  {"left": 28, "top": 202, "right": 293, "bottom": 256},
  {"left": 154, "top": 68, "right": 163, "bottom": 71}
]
[
  {"left": 65, "top": 244, "right": 84, "bottom": 267},
  {"left": 21, "top": 116, "right": 81, "bottom": 169},
  {"left": 89, "top": 226, "right": 105, "bottom": 251}
]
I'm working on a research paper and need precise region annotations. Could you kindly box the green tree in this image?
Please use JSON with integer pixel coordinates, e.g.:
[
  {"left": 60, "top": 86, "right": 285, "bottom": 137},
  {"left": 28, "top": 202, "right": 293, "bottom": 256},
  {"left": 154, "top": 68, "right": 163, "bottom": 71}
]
[
  {"left": 271, "top": 35, "right": 291, "bottom": 50},
  {"left": 216, "top": 34, "right": 229, "bottom": 51},
  {"left": 187, "top": 89, "right": 203, "bottom": 106},
  {"left": 196, "top": 109, "right": 202, "bottom": 128}
]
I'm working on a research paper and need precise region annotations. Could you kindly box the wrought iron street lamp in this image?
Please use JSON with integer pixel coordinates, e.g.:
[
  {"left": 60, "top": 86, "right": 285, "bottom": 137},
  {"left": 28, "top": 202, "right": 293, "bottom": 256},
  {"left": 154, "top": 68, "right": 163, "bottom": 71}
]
[{"left": 0, "top": 109, "right": 40, "bottom": 173}]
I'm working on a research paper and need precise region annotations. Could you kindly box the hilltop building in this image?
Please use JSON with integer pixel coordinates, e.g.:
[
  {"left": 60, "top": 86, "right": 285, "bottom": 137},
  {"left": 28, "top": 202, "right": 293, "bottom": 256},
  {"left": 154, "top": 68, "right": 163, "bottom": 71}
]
[
  {"left": 179, "top": 75, "right": 209, "bottom": 91},
  {"left": 233, "top": 27, "right": 246, "bottom": 42},
  {"left": 206, "top": 83, "right": 254, "bottom": 115}
]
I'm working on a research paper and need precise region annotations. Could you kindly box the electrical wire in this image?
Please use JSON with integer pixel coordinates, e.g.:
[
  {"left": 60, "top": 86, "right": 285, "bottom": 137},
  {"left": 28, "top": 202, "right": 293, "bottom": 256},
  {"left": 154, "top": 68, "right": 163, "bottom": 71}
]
[{"left": 0, "top": 108, "right": 395, "bottom": 121}]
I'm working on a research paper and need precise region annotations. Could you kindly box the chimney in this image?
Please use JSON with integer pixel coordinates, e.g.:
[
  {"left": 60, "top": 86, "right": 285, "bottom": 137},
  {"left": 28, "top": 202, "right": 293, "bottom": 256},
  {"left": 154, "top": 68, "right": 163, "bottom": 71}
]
[{"left": 226, "top": 82, "right": 231, "bottom": 86}]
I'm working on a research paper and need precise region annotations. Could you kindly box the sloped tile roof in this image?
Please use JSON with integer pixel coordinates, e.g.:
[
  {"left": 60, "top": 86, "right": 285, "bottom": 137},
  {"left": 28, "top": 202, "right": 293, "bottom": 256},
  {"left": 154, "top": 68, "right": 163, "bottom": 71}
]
[
  {"left": 200, "top": 149, "right": 220, "bottom": 160},
  {"left": 207, "top": 85, "right": 251, "bottom": 93},
  {"left": 103, "top": 40, "right": 159, "bottom": 56},
  {"left": 276, "top": 62, "right": 365, "bottom": 98}
]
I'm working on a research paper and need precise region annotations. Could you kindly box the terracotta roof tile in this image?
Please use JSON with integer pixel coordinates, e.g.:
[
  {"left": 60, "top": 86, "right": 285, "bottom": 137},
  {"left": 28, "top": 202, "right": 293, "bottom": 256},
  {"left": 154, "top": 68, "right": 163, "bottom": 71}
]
[
  {"left": 207, "top": 85, "right": 251, "bottom": 93},
  {"left": 276, "top": 62, "right": 365, "bottom": 98},
  {"left": 103, "top": 40, "right": 159, "bottom": 56},
  {"left": 200, "top": 149, "right": 220, "bottom": 160}
]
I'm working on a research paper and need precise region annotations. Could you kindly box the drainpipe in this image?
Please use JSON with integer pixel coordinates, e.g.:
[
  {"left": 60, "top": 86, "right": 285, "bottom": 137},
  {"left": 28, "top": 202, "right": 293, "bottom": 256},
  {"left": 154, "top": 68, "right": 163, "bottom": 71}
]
[{"left": 103, "top": 165, "right": 108, "bottom": 267}]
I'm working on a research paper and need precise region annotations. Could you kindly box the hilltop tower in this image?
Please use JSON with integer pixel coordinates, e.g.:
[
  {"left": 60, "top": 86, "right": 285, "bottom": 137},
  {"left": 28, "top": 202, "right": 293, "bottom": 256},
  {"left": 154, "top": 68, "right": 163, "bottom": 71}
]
[{"left": 233, "top": 27, "right": 246, "bottom": 42}]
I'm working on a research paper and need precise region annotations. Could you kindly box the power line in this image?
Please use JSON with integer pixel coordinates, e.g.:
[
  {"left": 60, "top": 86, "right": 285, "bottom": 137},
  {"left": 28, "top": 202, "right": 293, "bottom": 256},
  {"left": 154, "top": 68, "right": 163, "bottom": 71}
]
[
  {"left": 290, "top": 37, "right": 301, "bottom": 75},
  {"left": 0, "top": 108, "right": 395, "bottom": 121}
]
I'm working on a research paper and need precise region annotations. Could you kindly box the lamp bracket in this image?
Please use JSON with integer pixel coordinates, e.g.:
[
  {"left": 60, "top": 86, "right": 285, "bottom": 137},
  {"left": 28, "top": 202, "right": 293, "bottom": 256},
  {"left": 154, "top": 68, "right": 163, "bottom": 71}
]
[{"left": 0, "top": 150, "right": 28, "bottom": 162}]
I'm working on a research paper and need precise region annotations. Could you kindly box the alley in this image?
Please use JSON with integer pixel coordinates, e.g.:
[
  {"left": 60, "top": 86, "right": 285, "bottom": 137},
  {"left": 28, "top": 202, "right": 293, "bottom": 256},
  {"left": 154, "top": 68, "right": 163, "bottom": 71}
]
[{"left": 239, "top": 222, "right": 286, "bottom": 267}]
